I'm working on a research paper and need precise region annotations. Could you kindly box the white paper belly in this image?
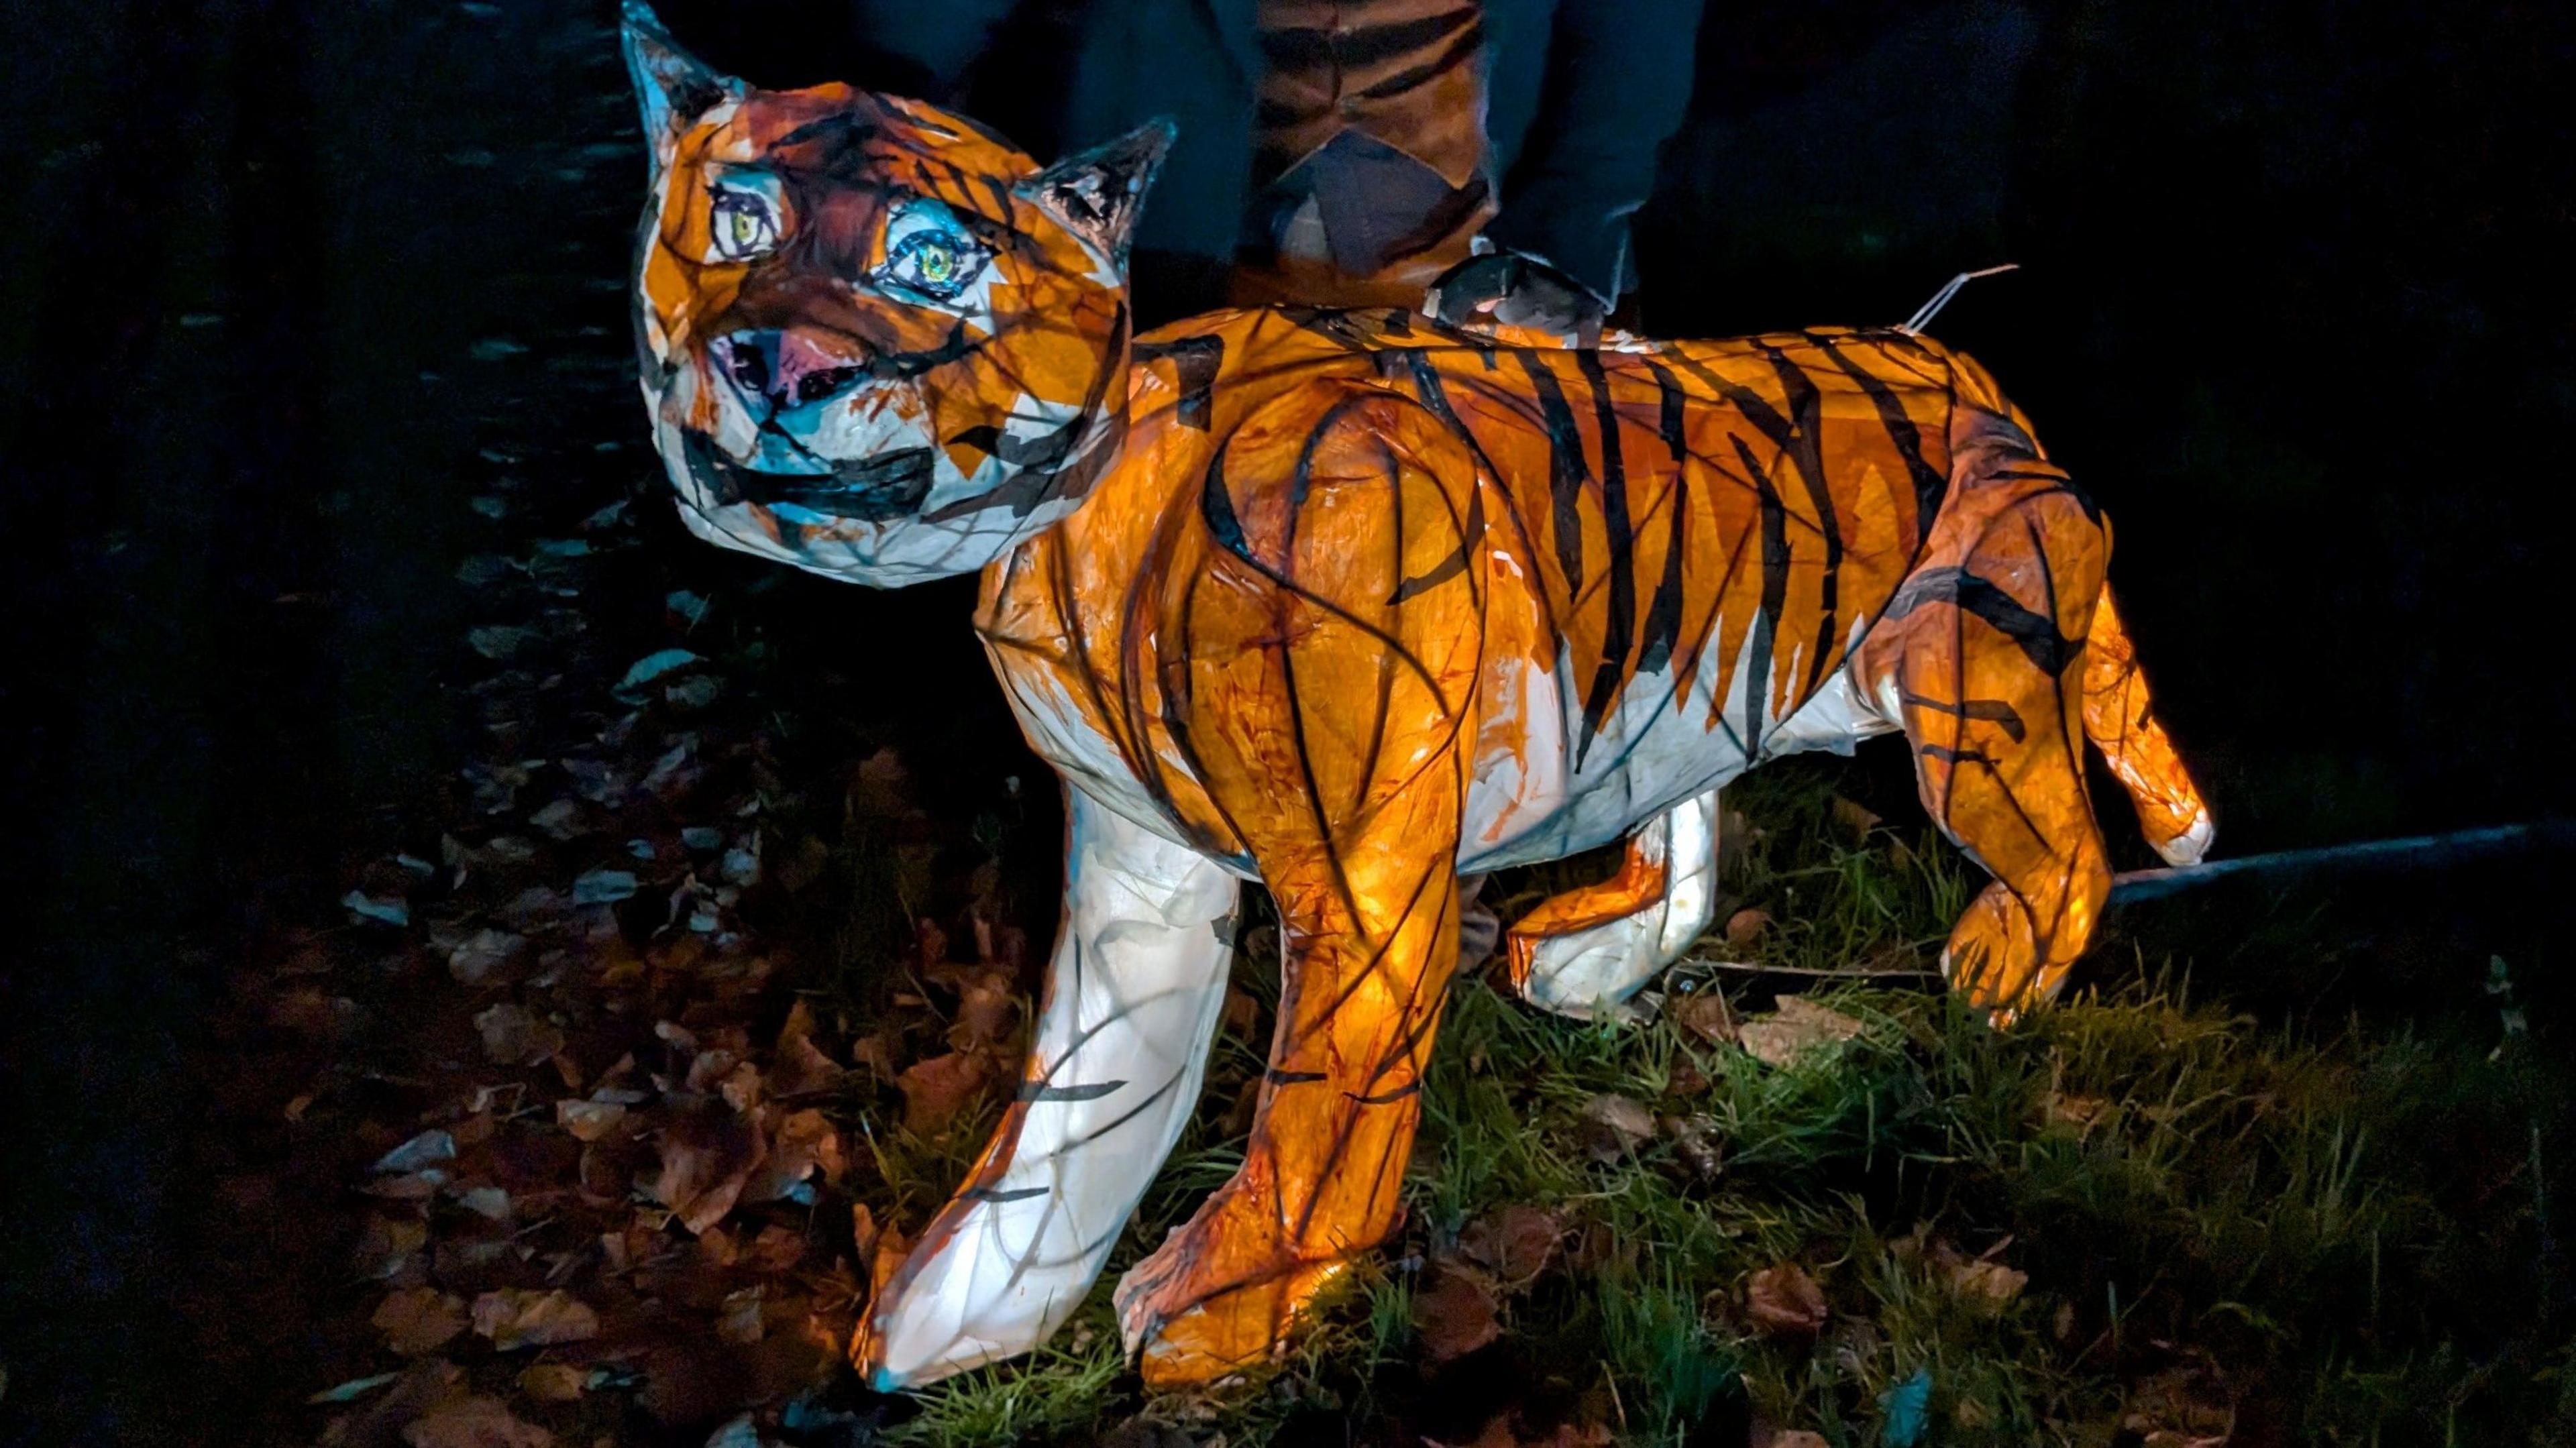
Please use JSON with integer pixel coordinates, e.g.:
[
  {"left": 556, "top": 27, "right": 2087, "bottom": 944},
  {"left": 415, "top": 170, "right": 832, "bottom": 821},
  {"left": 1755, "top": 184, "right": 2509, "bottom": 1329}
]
[
  {"left": 1456, "top": 632, "right": 1899, "bottom": 875},
  {"left": 990, "top": 626, "right": 1898, "bottom": 883}
]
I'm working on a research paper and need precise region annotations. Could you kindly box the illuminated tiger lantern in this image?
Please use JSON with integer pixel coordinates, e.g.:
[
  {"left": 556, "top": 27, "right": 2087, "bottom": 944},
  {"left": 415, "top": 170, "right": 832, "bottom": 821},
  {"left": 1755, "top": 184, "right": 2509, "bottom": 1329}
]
[{"left": 620, "top": 5, "right": 2212, "bottom": 1392}]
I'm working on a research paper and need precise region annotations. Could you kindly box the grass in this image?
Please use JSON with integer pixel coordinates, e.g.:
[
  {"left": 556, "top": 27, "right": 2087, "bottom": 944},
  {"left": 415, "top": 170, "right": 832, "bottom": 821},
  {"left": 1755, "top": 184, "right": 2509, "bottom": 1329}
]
[{"left": 808, "top": 759, "right": 2576, "bottom": 1447}]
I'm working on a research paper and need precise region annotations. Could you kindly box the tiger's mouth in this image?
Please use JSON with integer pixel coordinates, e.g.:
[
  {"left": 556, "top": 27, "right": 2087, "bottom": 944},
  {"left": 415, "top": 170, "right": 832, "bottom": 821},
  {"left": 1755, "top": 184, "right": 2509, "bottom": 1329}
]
[{"left": 682, "top": 431, "right": 935, "bottom": 522}]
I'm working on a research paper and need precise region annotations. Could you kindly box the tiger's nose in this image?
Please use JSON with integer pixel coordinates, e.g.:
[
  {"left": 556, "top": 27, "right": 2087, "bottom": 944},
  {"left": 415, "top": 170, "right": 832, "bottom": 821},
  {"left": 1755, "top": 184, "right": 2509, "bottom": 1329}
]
[{"left": 713, "top": 328, "right": 869, "bottom": 412}]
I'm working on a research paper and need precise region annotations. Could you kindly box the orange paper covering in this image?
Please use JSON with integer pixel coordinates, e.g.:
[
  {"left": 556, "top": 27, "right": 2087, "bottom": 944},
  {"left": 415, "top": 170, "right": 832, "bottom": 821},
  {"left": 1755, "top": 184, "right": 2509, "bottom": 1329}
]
[{"left": 620, "top": 5, "right": 2211, "bottom": 1390}]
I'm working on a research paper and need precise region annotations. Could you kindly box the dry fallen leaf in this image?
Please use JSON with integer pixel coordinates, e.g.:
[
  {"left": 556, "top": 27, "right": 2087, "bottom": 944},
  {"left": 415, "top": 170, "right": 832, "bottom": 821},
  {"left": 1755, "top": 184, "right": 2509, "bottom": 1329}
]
[
  {"left": 554, "top": 1098, "right": 627, "bottom": 1141},
  {"left": 1949, "top": 1256, "right": 2028, "bottom": 1311},
  {"left": 1577, "top": 1093, "right": 1658, "bottom": 1163},
  {"left": 867, "top": 1221, "right": 915, "bottom": 1302},
  {"left": 356, "top": 1216, "right": 430, "bottom": 1280},
  {"left": 1460, "top": 1205, "right": 1564, "bottom": 1285},
  {"left": 744, "top": 1107, "right": 841, "bottom": 1202},
  {"left": 2120, "top": 1353, "right": 2237, "bottom": 1447},
  {"left": 402, "top": 1394, "right": 554, "bottom": 1448},
  {"left": 374, "top": 1130, "right": 458, "bottom": 1175},
  {"left": 650, "top": 1101, "right": 766, "bottom": 1235},
  {"left": 1220, "top": 988, "right": 1260, "bottom": 1040},
  {"left": 1413, "top": 1256, "right": 1503, "bottom": 1362},
  {"left": 748, "top": 1223, "right": 808, "bottom": 1274},
  {"left": 1724, "top": 907, "right": 1773, "bottom": 946},
  {"left": 1457, "top": 1205, "right": 1565, "bottom": 1289},
  {"left": 474, "top": 1002, "right": 565, "bottom": 1066},
  {"left": 447, "top": 928, "right": 525, "bottom": 986},
  {"left": 896, "top": 1050, "right": 995, "bottom": 1133},
  {"left": 1738, "top": 996, "right": 1867, "bottom": 1069},
  {"left": 770, "top": 1000, "right": 846, "bottom": 1097},
  {"left": 1663, "top": 1115, "right": 1725, "bottom": 1184},
  {"left": 718, "top": 1286, "right": 767, "bottom": 1345},
  {"left": 949, "top": 978, "right": 1020, "bottom": 1052},
  {"left": 1428, "top": 1412, "right": 1613, "bottom": 1448},
  {"left": 1830, "top": 795, "right": 1882, "bottom": 841},
  {"left": 1665, "top": 990, "right": 1739, "bottom": 1046},
  {"left": 2043, "top": 1091, "right": 2114, "bottom": 1130},
  {"left": 1746, "top": 1263, "right": 1829, "bottom": 1337},
  {"left": 372, "top": 1287, "right": 468, "bottom": 1355},
  {"left": 516, "top": 1363, "right": 587, "bottom": 1403},
  {"left": 851, "top": 1202, "right": 881, "bottom": 1264},
  {"left": 471, "top": 1288, "right": 600, "bottom": 1351}
]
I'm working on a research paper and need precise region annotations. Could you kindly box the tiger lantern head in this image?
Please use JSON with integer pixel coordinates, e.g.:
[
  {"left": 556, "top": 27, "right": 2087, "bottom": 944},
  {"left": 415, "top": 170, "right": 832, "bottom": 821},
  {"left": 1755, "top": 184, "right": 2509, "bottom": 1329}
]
[{"left": 620, "top": 3, "right": 1169, "bottom": 585}]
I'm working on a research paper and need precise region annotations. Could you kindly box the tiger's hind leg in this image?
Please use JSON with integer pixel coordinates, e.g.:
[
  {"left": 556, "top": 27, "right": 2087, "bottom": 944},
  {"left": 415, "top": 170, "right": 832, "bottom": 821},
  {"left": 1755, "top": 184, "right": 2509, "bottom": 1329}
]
[
  {"left": 2081, "top": 589, "right": 2214, "bottom": 866},
  {"left": 1861, "top": 466, "right": 2114, "bottom": 1022},
  {"left": 1503, "top": 787, "right": 1723, "bottom": 1019}
]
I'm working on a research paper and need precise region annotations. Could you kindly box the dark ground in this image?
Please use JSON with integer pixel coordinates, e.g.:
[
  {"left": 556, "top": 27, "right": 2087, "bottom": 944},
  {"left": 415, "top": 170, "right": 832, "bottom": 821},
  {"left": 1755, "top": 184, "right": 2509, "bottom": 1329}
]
[{"left": 2, "top": 1, "right": 2571, "bottom": 1443}]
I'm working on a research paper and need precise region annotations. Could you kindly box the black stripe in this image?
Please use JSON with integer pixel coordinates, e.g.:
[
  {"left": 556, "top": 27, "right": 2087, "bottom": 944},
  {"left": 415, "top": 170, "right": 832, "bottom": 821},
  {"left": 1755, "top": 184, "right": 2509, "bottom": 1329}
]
[
  {"left": 981, "top": 173, "right": 1018, "bottom": 225},
  {"left": 1634, "top": 357, "right": 1691, "bottom": 675},
  {"left": 1816, "top": 333, "right": 1948, "bottom": 531},
  {"left": 1354, "top": 21, "right": 1486, "bottom": 100},
  {"left": 1346, "top": 1080, "right": 1425, "bottom": 1106},
  {"left": 1389, "top": 543, "right": 1469, "bottom": 603},
  {"left": 1989, "top": 468, "right": 2102, "bottom": 524},
  {"left": 1897, "top": 688, "right": 2028, "bottom": 742},
  {"left": 920, "top": 306, "right": 1126, "bottom": 522},
  {"left": 1199, "top": 448, "right": 1252, "bottom": 563},
  {"left": 1918, "top": 742, "right": 1998, "bottom": 767},
  {"left": 1647, "top": 356, "right": 1688, "bottom": 463},
  {"left": 1267, "top": 1067, "right": 1330, "bottom": 1085},
  {"left": 1731, "top": 433, "right": 1790, "bottom": 756},
  {"left": 1756, "top": 344, "right": 1843, "bottom": 697},
  {"left": 1259, "top": 6, "right": 1477, "bottom": 70},
  {"left": 1279, "top": 306, "right": 1377, "bottom": 351},
  {"left": 872, "top": 317, "right": 979, "bottom": 379},
  {"left": 1574, "top": 351, "right": 1636, "bottom": 767},
  {"left": 1135, "top": 334, "right": 1224, "bottom": 430},
  {"left": 965, "top": 1184, "right": 1050, "bottom": 1205},
  {"left": 1016, "top": 1079, "right": 1127, "bottom": 1103},
  {"left": 1513, "top": 351, "right": 1588, "bottom": 596},
  {"left": 1885, "top": 567, "right": 2079, "bottom": 676},
  {"left": 1637, "top": 468, "right": 1688, "bottom": 675}
]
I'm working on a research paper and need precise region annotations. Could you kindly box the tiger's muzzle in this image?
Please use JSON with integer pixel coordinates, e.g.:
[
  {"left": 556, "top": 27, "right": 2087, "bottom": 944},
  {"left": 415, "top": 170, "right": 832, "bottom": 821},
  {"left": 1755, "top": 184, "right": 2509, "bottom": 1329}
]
[{"left": 680, "top": 429, "right": 936, "bottom": 522}]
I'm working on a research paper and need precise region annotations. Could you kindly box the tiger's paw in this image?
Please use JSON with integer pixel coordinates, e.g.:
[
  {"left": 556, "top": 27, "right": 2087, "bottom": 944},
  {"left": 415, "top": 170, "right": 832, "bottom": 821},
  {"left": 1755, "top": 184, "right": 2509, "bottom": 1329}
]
[
  {"left": 1939, "top": 885, "right": 2055, "bottom": 1027},
  {"left": 1113, "top": 1233, "right": 1350, "bottom": 1387}
]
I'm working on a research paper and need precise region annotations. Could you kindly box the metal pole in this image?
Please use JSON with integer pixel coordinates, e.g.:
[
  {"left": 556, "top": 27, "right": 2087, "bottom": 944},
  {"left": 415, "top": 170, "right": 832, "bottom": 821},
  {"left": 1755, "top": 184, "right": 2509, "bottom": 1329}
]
[{"left": 2106, "top": 820, "right": 2576, "bottom": 907}]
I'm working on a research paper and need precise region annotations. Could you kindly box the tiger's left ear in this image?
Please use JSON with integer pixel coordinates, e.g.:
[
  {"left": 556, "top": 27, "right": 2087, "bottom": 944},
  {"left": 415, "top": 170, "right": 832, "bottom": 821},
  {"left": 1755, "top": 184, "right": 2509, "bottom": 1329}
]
[
  {"left": 621, "top": 1, "right": 743, "bottom": 182},
  {"left": 1016, "top": 119, "right": 1175, "bottom": 277}
]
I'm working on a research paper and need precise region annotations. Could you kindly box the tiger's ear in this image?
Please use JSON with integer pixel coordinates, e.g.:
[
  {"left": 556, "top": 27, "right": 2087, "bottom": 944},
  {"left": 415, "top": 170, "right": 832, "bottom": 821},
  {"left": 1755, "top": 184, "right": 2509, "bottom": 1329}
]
[
  {"left": 621, "top": 1, "right": 743, "bottom": 181},
  {"left": 1015, "top": 119, "right": 1175, "bottom": 276}
]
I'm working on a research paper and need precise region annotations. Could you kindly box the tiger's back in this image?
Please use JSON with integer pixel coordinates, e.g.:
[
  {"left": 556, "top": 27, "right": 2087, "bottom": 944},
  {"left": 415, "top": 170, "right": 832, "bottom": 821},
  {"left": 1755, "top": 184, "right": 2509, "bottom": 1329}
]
[{"left": 981, "top": 305, "right": 2008, "bottom": 873}]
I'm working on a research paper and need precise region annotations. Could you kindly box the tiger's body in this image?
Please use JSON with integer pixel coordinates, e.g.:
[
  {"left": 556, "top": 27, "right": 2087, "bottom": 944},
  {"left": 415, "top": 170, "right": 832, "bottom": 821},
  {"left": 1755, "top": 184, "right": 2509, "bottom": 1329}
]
[
  {"left": 618, "top": 5, "right": 2211, "bottom": 1392},
  {"left": 994, "top": 308, "right": 1977, "bottom": 884}
]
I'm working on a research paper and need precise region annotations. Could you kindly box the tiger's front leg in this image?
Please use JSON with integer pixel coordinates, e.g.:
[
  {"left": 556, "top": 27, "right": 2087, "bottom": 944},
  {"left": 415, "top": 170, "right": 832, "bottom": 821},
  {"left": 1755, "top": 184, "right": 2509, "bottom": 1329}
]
[
  {"left": 855, "top": 789, "right": 1240, "bottom": 1389},
  {"left": 1504, "top": 787, "right": 1723, "bottom": 1019},
  {"left": 1111, "top": 791, "right": 1464, "bottom": 1384},
  {"left": 1112, "top": 385, "right": 1484, "bottom": 1384}
]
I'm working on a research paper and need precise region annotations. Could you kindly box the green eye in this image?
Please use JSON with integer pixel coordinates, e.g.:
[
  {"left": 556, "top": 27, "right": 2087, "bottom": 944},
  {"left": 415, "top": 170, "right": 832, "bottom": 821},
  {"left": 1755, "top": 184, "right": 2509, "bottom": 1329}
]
[
  {"left": 878, "top": 227, "right": 990, "bottom": 303},
  {"left": 707, "top": 186, "right": 780, "bottom": 261}
]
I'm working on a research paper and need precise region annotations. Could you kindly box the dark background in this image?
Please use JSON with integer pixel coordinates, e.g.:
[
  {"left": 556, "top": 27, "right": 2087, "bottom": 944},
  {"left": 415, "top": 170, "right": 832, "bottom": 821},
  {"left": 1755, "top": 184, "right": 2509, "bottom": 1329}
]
[{"left": 2, "top": 1, "right": 2569, "bottom": 1441}]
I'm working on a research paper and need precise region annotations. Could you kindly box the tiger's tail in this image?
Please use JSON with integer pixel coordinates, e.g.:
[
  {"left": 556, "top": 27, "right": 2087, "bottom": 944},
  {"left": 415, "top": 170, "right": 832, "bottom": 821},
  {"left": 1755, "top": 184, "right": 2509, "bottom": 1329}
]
[{"left": 2081, "top": 589, "right": 2214, "bottom": 866}]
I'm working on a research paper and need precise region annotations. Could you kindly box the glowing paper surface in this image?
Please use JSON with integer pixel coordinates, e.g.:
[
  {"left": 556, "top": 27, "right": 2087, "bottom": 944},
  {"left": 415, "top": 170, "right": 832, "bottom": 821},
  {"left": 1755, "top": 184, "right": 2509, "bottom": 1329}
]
[{"left": 621, "top": 4, "right": 2210, "bottom": 1388}]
